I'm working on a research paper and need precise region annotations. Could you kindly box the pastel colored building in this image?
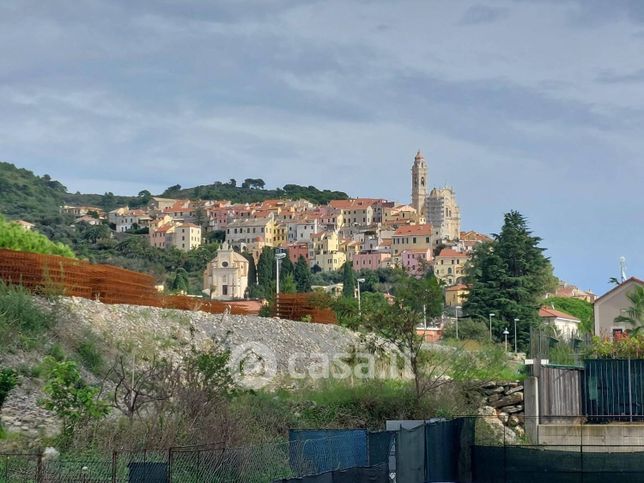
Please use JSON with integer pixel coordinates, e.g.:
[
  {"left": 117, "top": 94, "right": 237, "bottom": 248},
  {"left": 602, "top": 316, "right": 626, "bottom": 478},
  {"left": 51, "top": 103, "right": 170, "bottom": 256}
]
[
  {"left": 593, "top": 277, "right": 644, "bottom": 338},
  {"left": 401, "top": 248, "right": 432, "bottom": 276},
  {"left": 288, "top": 242, "right": 310, "bottom": 264},
  {"left": 392, "top": 224, "right": 434, "bottom": 257},
  {"left": 445, "top": 284, "right": 469, "bottom": 307},
  {"left": 203, "top": 243, "right": 249, "bottom": 300},
  {"left": 172, "top": 223, "right": 202, "bottom": 251},
  {"left": 433, "top": 248, "right": 469, "bottom": 286},
  {"left": 352, "top": 251, "right": 392, "bottom": 271}
]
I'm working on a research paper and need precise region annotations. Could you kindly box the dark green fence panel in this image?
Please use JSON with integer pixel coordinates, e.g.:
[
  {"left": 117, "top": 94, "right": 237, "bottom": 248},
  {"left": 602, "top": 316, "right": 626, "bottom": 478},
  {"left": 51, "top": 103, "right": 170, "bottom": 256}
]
[{"left": 584, "top": 359, "right": 644, "bottom": 421}]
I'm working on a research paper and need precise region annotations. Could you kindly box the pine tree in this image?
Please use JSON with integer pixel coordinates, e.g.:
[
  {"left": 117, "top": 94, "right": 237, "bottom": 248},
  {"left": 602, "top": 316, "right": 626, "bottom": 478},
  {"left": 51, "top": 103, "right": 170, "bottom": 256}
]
[
  {"left": 464, "top": 211, "right": 556, "bottom": 347},
  {"left": 294, "top": 256, "right": 312, "bottom": 293},
  {"left": 342, "top": 261, "right": 355, "bottom": 298}
]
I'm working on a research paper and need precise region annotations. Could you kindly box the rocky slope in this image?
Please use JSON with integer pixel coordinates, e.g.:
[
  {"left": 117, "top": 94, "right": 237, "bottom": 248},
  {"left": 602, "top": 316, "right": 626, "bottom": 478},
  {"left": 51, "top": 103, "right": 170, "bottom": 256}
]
[{"left": 1, "top": 296, "right": 403, "bottom": 439}]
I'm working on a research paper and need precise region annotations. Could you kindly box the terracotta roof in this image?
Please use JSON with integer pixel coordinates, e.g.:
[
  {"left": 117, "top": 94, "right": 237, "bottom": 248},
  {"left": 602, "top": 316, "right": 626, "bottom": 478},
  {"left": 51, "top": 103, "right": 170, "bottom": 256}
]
[
  {"left": 437, "top": 248, "right": 469, "bottom": 258},
  {"left": 178, "top": 223, "right": 200, "bottom": 228},
  {"left": 154, "top": 224, "right": 175, "bottom": 233},
  {"left": 393, "top": 224, "right": 433, "bottom": 236},
  {"left": 460, "top": 230, "right": 492, "bottom": 242},
  {"left": 539, "top": 307, "right": 580, "bottom": 321},
  {"left": 446, "top": 284, "right": 469, "bottom": 292}
]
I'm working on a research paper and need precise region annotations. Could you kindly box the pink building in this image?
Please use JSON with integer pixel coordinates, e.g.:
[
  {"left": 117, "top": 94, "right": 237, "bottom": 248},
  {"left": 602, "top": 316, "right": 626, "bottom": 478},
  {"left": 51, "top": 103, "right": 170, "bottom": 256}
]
[
  {"left": 401, "top": 248, "right": 433, "bottom": 276},
  {"left": 352, "top": 251, "right": 391, "bottom": 270},
  {"left": 288, "top": 242, "right": 310, "bottom": 264}
]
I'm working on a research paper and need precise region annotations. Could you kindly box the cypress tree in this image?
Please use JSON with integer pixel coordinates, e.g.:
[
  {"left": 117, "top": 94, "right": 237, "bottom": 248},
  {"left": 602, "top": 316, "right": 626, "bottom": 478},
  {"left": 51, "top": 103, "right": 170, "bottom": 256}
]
[
  {"left": 256, "top": 246, "right": 275, "bottom": 298},
  {"left": 242, "top": 252, "right": 258, "bottom": 298},
  {"left": 342, "top": 261, "right": 355, "bottom": 298},
  {"left": 294, "top": 256, "right": 312, "bottom": 293}
]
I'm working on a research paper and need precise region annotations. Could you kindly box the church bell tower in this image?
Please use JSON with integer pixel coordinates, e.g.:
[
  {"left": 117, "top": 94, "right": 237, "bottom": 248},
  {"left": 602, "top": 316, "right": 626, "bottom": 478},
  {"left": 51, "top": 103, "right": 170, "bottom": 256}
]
[{"left": 411, "top": 149, "right": 428, "bottom": 217}]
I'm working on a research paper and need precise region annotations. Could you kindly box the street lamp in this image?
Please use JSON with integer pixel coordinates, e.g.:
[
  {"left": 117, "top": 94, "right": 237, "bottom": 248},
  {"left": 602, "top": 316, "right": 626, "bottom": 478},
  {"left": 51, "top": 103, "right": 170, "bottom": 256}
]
[
  {"left": 489, "top": 313, "right": 495, "bottom": 341},
  {"left": 455, "top": 305, "right": 462, "bottom": 340},
  {"left": 503, "top": 328, "right": 509, "bottom": 352},
  {"left": 514, "top": 318, "right": 520, "bottom": 354},
  {"left": 357, "top": 278, "right": 365, "bottom": 316},
  {"left": 275, "top": 252, "right": 286, "bottom": 295}
]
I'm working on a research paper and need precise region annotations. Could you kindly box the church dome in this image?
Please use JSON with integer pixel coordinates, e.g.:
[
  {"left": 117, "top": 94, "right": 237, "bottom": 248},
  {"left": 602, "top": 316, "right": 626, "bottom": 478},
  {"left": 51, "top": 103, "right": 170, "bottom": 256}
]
[{"left": 415, "top": 149, "right": 424, "bottom": 160}]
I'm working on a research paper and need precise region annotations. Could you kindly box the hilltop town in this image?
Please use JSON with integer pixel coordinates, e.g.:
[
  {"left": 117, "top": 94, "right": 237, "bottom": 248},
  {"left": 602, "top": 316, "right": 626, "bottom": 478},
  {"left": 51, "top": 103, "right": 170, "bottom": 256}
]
[{"left": 53, "top": 151, "right": 491, "bottom": 300}]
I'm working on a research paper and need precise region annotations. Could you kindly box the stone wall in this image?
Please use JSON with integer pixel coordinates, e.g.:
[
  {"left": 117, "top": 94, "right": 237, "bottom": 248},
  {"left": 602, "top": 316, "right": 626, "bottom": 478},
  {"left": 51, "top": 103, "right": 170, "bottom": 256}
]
[{"left": 478, "top": 381, "right": 525, "bottom": 442}]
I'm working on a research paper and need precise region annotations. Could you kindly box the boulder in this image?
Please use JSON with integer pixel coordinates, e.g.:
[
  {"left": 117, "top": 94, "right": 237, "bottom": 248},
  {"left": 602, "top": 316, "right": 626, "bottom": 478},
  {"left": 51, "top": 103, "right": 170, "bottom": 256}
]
[{"left": 505, "top": 385, "right": 524, "bottom": 396}]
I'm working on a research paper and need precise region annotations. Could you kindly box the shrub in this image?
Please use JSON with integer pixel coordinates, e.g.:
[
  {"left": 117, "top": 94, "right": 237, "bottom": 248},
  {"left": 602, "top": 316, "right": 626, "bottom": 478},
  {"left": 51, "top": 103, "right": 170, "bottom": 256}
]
[
  {"left": 76, "top": 339, "right": 104, "bottom": 374},
  {"left": 41, "top": 357, "right": 109, "bottom": 444},
  {"left": 0, "top": 369, "right": 18, "bottom": 409},
  {"left": 442, "top": 318, "right": 489, "bottom": 342},
  {"left": 586, "top": 335, "right": 644, "bottom": 359}
]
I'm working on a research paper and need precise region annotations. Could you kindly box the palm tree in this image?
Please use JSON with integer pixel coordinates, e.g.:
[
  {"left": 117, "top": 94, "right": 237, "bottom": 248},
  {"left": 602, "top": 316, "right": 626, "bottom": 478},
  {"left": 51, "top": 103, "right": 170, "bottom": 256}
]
[{"left": 614, "top": 286, "right": 644, "bottom": 335}]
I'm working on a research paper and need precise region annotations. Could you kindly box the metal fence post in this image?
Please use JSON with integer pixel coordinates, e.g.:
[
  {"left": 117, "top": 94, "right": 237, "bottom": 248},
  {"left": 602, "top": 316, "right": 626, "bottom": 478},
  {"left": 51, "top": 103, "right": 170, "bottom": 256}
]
[
  {"left": 628, "top": 358, "right": 634, "bottom": 423},
  {"left": 167, "top": 447, "right": 173, "bottom": 483},
  {"left": 580, "top": 420, "right": 584, "bottom": 483},
  {"left": 503, "top": 423, "right": 507, "bottom": 483}
]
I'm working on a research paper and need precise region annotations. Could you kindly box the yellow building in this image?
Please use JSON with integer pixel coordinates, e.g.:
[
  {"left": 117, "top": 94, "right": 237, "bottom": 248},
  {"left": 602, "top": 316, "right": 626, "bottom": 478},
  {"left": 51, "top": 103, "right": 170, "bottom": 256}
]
[
  {"left": 314, "top": 251, "right": 347, "bottom": 272},
  {"left": 392, "top": 224, "right": 434, "bottom": 257},
  {"left": 445, "top": 284, "right": 469, "bottom": 307},
  {"left": 312, "top": 231, "right": 346, "bottom": 272},
  {"left": 383, "top": 204, "right": 423, "bottom": 225},
  {"left": 329, "top": 199, "right": 377, "bottom": 227},
  {"left": 226, "top": 217, "right": 278, "bottom": 248},
  {"left": 433, "top": 248, "right": 469, "bottom": 286},
  {"left": 171, "top": 224, "right": 202, "bottom": 252}
]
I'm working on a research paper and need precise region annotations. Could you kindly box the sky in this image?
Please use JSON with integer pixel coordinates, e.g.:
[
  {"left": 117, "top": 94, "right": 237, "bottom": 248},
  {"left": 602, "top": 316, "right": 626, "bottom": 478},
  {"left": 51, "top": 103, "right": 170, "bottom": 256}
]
[{"left": 0, "top": 0, "right": 642, "bottom": 295}]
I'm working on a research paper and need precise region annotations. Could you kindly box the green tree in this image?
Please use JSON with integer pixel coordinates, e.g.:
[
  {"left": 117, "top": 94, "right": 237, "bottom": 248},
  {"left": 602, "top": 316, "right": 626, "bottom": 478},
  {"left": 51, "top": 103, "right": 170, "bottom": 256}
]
[
  {"left": 279, "top": 252, "right": 294, "bottom": 279},
  {"left": 281, "top": 273, "right": 297, "bottom": 293},
  {"left": 464, "top": 211, "right": 556, "bottom": 348},
  {"left": 294, "top": 256, "right": 312, "bottom": 293},
  {"left": 543, "top": 296, "right": 594, "bottom": 334},
  {"left": 342, "top": 261, "right": 355, "bottom": 298},
  {"left": 0, "top": 216, "right": 76, "bottom": 257},
  {"left": 256, "top": 246, "right": 275, "bottom": 298},
  {"left": 242, "top": 252, "right": 258, "bottom": 297},
  {"left": 170, "top": 268, "right": 190, "bottom": 293},
  {"left": 615, "top": 285, "right": 644, "bottom": 335},
  {"left": 41, "top": 358, "right": 109, "bottom": 443},
  {"left": 396, "top": 273, "right": 443, "bottom": 319}
]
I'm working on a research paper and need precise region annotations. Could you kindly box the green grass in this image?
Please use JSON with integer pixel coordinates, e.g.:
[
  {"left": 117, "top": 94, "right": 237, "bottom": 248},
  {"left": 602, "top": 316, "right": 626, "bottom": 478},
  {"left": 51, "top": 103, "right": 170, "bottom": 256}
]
[
  {"left": 0, "top": 282, "right": 54, "bottom": 350},
  {"left": 76, "top": 337, "right": 105, "bottom": 375}
]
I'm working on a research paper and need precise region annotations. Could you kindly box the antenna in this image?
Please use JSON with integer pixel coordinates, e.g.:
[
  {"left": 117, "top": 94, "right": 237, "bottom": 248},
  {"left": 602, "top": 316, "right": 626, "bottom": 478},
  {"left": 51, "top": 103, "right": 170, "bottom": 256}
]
[{"left": 619, "top": 256, "right": 627, "bottom": 283}]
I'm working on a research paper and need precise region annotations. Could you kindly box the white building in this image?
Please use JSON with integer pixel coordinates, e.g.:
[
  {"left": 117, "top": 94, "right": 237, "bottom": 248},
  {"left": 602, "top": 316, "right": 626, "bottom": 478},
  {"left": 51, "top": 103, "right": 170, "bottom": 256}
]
[{"left": 203, "top": 243, "right": 249, "bottom": 300}]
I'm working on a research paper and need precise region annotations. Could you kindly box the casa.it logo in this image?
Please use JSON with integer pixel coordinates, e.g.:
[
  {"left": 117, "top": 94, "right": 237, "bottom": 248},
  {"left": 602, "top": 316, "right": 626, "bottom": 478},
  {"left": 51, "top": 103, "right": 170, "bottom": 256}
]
[{"left": 228, "top": 342, "right": 277, "bottom": 389}]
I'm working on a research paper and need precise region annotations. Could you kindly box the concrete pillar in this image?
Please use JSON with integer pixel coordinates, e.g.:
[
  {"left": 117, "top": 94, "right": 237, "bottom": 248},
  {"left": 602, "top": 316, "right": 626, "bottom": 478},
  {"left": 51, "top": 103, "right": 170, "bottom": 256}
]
[{"left": 524, "top": 376, "right": 539, "bottom": 444}]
